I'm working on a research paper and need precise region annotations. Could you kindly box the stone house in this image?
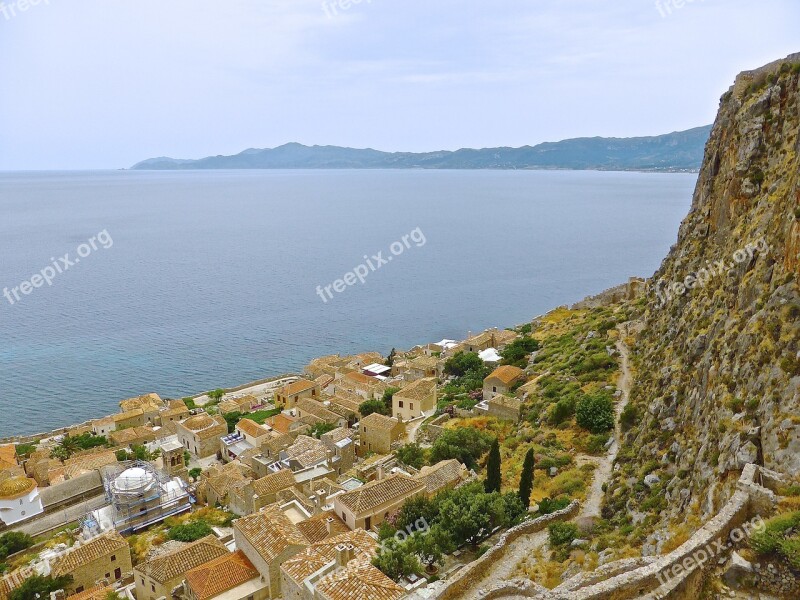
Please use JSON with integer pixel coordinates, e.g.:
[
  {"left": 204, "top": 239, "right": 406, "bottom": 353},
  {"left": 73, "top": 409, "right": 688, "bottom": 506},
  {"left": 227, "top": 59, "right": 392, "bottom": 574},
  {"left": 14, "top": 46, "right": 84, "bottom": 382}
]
[
  {"left": 483, "top": 365, "right": 525, "bottom": 401},
  {"left": 119, "top": 393, "right": 165, "bottom": 426},
  {"left": 487, "top": 394, "right": 524, "bottom": 422},
  {"left": 234, "top": 505, "right": 309, "bottom": 598},
  {"left": 320, "top": 427, "right": 355, "bottom": 475},
  {"left": 275, "top": 380, "right": 320, "bottom": 410},
  {"left": 358, "top": 413, "right": 404, "bottom": 456},
  {"left": 414, "top": 459, "right": 470, "bottom": 497},
  {"left": 392, "top": 378, "right": 437, "bottom": 421},
  {"left": 404, "top": 355, "right": 440, "bottom": 381},
  {"left": 176, "top": 414, "right": 228, "bottom": 458},
  {"left": 184, "top": 550, "right": 267, "bottom": 600},
  {"left": 338, "top": 372, "right": 386, "bottom": 401},
  {"left": 50, "top": 531, "right": 132, "bottom": 595},
  {"left": 333, "top": 473, "right": 425, "bottom": 531},
  {"left": 108, "top": 426, "right": 157, "bottom": 449},
  {"left": 229, "top": 469, "right": 297, "bottom": 516},
  {"left": 113, "top": 409, "right": 145, "bottom": 430},
  {"left": 280, "top": 529, "right": 403, "bottom": 600},
  {"left": 294, "top": 399, "right": 347, "bottom": 428},
  {"left": 134, "top": 535, "right": 229, "bottom": 600}
]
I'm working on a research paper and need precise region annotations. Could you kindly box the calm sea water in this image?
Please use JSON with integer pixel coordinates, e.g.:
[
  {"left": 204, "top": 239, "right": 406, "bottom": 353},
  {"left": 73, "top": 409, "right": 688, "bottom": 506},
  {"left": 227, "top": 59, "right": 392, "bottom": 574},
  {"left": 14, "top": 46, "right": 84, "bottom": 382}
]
[{"left": 0, "top": 170, "right": 696, "bottom": 437}]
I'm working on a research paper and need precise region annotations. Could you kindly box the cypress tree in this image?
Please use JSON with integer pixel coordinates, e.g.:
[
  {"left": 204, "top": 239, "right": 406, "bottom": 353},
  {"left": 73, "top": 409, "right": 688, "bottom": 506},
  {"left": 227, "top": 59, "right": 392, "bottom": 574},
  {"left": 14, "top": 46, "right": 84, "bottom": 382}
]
[
  {"left": 485, "top": 438, "right": 502, "bottom": 493},
  {"left": 518, "top": 447, "right": 535, "bottom": 508}
]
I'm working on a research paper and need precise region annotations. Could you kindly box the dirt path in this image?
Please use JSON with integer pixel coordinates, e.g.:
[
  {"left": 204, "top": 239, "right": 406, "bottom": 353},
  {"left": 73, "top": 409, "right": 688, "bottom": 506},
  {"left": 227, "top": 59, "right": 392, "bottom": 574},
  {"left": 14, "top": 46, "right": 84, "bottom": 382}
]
[
  {"left": 459, "top": 323, "right": 634, "bottom": 597},
  {"left": 580, "top": 323, "right": 632, "bottom": 518}
]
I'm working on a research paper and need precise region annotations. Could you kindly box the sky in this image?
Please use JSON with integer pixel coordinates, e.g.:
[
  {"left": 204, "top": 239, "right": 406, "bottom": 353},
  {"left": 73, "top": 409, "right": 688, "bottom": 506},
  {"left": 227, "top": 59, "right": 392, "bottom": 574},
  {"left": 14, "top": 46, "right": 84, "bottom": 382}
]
[{"left": 0, "top": 0, "right": 797, "bottom": 170}]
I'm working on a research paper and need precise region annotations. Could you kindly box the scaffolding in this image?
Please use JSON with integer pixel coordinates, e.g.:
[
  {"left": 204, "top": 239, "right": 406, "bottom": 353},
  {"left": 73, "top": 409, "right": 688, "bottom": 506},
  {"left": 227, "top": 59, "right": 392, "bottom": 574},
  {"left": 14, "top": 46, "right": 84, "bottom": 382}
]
[{"left": 100, "top": 461, "right": 192, "bottom": 534}]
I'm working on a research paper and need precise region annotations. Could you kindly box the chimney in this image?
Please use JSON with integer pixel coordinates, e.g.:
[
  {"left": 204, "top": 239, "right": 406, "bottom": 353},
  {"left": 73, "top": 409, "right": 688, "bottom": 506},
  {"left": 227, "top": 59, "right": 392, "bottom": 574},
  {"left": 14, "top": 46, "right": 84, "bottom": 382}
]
[
  {"left": 325, "top": 517, "right": 335, "bottom": 535},
  {"left": 376, "top": 465, "right": 385, "bottom": 481},
  {"left": 317, "top": 488, "right": 329, "bottom": 506},
  {"left": 335, "top": 543, "right": 351, "bottom": 567}
]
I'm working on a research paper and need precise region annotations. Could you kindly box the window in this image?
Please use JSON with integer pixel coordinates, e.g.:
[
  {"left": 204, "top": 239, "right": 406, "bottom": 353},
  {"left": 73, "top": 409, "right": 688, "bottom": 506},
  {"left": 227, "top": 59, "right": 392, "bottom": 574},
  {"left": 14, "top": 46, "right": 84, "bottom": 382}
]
[
  {"left": 492, "top": 386, "right": 497, "bottom": 393},
  {"left": 410, "top": 403, "right": 414, "bottom": 411},
  {"left": 141, "top": 578, "right": 145, "bottom": 585},
  {"left": 152, "top": 584, "right": 156, "bottom": 592},
  {"left": 398, "top": 401, "right": 403, "bottom": 408},
  {"left": 105, "top": 573, "right": 110, "bottom": 579},
  {"left": 115, "top": 568, "right": 122, "bottom": 579},
  {"left": 76, "top": 587, "right": 85, "bottom": 594},
  {"left": 111, "top": 555, "right": 116, "bottom": 562}
]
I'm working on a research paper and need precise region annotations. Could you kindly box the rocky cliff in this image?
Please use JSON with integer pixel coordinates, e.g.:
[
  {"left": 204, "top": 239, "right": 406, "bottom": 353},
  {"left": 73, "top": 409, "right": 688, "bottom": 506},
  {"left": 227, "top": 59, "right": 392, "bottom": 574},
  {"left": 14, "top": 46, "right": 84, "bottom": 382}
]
[{"left": 605, "top": 54, "right": 800, "bottom": 552}]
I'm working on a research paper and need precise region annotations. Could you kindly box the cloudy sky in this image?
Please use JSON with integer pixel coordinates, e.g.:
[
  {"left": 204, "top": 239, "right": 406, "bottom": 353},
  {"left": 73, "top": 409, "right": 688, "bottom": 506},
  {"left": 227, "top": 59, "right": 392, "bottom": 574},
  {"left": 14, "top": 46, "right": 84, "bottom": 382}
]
[{"left": 0, "top": 0, "right": 797, "bottom": 170}]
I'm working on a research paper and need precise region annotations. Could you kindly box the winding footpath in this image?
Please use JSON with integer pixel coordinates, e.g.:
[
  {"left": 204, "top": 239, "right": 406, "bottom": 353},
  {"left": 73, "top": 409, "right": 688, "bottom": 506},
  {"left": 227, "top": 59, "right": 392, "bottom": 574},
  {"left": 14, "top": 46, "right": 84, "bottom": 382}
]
[{"left": 459, "top": 323, "right": 634, "bottom": 597}]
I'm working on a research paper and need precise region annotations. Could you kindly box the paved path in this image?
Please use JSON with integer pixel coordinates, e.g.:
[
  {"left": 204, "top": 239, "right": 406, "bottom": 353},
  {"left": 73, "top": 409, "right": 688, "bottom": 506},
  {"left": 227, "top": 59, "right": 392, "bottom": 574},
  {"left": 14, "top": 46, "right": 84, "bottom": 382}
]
[
  {"left": 11, "top": 494, "right": 108, "bottom": 536},
  {"left": 459, "top": 323, "right": 635, "bottom": 597}
]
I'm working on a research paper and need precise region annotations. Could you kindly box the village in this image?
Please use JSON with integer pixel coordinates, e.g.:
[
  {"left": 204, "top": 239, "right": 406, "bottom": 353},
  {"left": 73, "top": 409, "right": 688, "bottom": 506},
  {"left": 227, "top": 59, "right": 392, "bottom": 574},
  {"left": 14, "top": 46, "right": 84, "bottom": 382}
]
[{"left": 0, "top": 306, "right": 631, "bottom": 600}]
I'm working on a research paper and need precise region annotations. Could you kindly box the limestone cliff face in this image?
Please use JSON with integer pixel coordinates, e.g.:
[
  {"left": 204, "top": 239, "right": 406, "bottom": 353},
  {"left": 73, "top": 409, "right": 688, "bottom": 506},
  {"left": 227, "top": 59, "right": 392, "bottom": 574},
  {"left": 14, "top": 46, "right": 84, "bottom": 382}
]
[{"left": 607, "top": 54, "right": 800, "bottom": 549}]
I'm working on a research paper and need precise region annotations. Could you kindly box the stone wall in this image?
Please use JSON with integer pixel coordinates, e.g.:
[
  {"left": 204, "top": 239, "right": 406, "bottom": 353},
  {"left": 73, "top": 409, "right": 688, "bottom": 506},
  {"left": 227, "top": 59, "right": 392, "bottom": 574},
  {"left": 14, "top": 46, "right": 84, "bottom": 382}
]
[
  {"left": 481, "top": 464, "right": 780, "bottom": 600},
  {"left": 570, "top": 278, "right": 646, "bottom": 310},
  {"left": 433, "top": 501, "right": 581, "bottom": 600}
]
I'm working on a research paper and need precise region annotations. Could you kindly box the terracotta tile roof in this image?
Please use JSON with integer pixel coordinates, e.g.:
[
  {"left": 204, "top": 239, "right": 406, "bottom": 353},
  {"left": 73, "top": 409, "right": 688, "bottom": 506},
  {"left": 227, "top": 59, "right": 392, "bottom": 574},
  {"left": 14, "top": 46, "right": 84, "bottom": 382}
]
[
  {"left": 136, "top": 535, "right": 229, "bottom": 584},
  {"left": 252, "top": 469, "right": 296, "bottom": 497},
  {"left": 113, "top": 408, "right": 144, "bottom": 422},
  {"left": 120, "top": 393, "right": 163, "bottom": 413},
  {"left": 262, "top": 433, "right": 293, "bottom": 454},
  {"left": 63, "top": 450, "right": 119, "bottom": 479},
  {"left": 486, "top": 365, "right": 524, "bottom": 385},
  {"left": 395, "top": 378, "right": 437, "bottom": 401},
  {"left": 336, "top": 474, "right": 424, "bottom": 515},
  {"left": 109, "top": 426, "right": 156, "bottom": 446},
  {"left": 51, "top": 531, "right": 129, "bottom": 578},
  {"left": 0, "top": 567, "right": 34, "bottom": 600},
  {"left": 185, "top": 550, "right": 258, "bottom": 600},
  {"left": 285, "top": 435, "right": 329, "bottom": 468},
  {"left": 408, "top": 355, "right": 439, "bottom": 370},
  {"left": 236, "top": 418, "right": 269, "bottom": 440},
  {"left": 465, "top": 331, "right": 493, "bottom": 346},
  {"left": 315, "top": 374, "right": 335, "bottom": 388},
  {"left": 66, "top": 584, "right": 116, "bottom": 600},
  {"left": 295, "top": 511, "right": 349, "bottom": 544},
  {"left": 414, "top": 459, "right": 468, "bottom": 495},
  {"left": 297, "top": 399, "right": 341, "bottom": 424},
  {"left": 280, "top": 379, "right": 318, "bottom": 396},
  {"left": 344, "top": 372, "right": 379, "bottom": 387},
  {"left": 315, "top": 555, "right": 405, "bottom": 600},
  {"left": 265, "top": 414, "right": 296, "bottom": 434},
  {"left": 281, "top": 529, "right": 377, "bottom": 582},
  {"left": 0, "top": 445, "right": 17, "bottom": 470},
  {"left": 206, "top": 463, "right": 252, "bottom": 500},
  {"left": 321, "top": 427, "right": 353, "bottom": 445},
  {"left": 359, "top": 413, "right": 400, "bottom": 432},
  {"left": 234, "top": 505, "right": 307, "bottom": 563},
  {"left": 179, "top": 415, "right": 227, "bottom": 440}
]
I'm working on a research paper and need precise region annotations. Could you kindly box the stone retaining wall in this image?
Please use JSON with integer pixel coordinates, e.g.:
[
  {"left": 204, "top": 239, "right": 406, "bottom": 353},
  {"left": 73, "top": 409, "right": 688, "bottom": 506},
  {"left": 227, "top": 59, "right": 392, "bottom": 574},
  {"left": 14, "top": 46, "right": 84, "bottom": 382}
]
[
  {"left": 480, "top": 464, "right": 780, "bottom": 600},
  {"left": 434, "top": 501, "right": 581, "bottom": 600}
]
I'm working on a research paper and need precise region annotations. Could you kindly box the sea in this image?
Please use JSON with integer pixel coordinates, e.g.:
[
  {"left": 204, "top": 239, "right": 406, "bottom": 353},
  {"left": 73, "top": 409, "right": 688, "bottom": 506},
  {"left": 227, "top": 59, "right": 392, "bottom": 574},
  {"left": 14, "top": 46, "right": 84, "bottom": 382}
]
[{"left": 0, "top": 169, "right": 697, "bottom": 437}]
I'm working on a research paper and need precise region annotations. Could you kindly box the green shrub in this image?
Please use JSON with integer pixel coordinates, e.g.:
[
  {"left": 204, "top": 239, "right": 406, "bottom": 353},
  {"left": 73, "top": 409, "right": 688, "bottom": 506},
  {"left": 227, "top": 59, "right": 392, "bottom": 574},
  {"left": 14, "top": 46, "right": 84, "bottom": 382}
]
[
  {"left": 549, "top": 522, "right": 579, "bottom": 547},
  {"left": 576, "top": 393, "right": 615, "bottom": 433},
  {"left": 750, "top": 512, "right": 800, "bottom": 556},
  {"left": 538, "top": 496, "right": 571, "bottom": 515},
  {"left": 620, "top": 403, "right": 638, "bottom": 431},
  {"left": 168, "top": 519, "right": 213, "bottom": 542},
  {"left": 550, "top": 398, "right": 576, "bottom": 425}
]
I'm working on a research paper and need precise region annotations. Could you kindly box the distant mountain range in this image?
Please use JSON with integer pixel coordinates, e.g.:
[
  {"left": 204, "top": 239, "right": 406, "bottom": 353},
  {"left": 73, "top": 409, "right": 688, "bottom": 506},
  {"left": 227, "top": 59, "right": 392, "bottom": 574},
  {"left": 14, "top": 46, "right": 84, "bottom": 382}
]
[{"left": 131, "top": 125, "right": 712, "bottom": 172}]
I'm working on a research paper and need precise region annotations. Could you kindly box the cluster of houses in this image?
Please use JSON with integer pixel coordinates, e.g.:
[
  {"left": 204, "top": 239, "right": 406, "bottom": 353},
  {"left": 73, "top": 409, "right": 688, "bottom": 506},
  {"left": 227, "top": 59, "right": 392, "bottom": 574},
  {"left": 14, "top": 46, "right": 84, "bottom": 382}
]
[{"left": 0, "top": 326, "right": 537, "bottom": 600}]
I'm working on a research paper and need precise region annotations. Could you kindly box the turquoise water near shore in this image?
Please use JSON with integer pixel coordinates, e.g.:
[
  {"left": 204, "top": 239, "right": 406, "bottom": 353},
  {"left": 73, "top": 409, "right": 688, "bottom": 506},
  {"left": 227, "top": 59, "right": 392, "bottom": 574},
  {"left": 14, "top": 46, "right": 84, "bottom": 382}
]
[{"left": 0, "top": 169, "right": 696, "bottom": 437}]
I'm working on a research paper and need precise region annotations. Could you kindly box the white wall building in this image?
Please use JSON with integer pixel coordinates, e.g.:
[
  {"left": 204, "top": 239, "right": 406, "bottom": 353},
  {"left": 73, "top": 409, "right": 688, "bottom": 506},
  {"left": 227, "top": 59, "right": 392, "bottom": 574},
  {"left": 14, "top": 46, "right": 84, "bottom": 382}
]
[{"left": 0, "top": 476, "right": 44, "bottom": 525}]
